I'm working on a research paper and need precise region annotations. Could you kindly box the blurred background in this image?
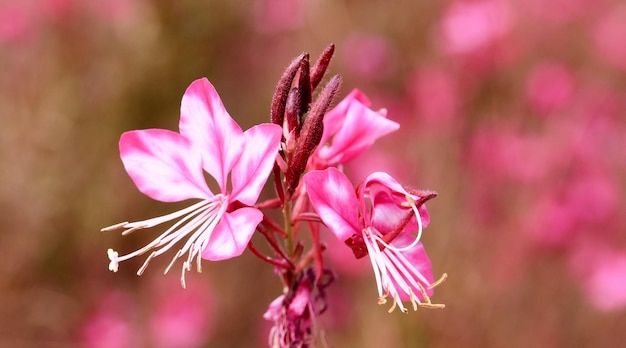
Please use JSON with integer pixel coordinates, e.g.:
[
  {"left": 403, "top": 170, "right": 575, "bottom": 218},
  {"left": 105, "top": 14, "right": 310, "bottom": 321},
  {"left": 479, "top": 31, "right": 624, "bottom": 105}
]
[{"left": 1, "top": 0, "right": 625, "bottom": 347}]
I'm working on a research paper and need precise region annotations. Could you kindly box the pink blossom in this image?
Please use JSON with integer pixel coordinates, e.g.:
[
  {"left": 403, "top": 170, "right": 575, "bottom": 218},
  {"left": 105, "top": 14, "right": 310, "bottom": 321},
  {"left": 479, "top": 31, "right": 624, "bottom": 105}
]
[
  {"left": 408, "top": 66, "right": 459, "bottom": 130},
  {"left": 526, "top": 62, "right": 575, "bottom": 114},
  {"left": 263, "top": 269, "right": 330, "bottom": 347},
  {"left": 253, "top": 0, "right": 306, "bottom": 33},
  {"left": 309, "top": 89, "right": 399, "bottom": 170},
  {"left": 592, "top": 6, "right": 626, "bottom": 72},
  {"left": 439, "top": 0, "right": 513, "bottom": 54},
  {"left": 570, "top": 245, "right": 626, "bottom": 311},
  {"left": 102, "top": 78, "right": 282, "bottom": 287},
  {"left": 304, "top": 168, "right": 445, "bottom": 312},
  {"left": 340, "top": 33, "right": 396, "bottom": 79},
  {"left": 80, "top": 291, "right": 137, "bottom": 348},
  {"left": 149, "top": 278, "right": 214, "bottom": 347}
]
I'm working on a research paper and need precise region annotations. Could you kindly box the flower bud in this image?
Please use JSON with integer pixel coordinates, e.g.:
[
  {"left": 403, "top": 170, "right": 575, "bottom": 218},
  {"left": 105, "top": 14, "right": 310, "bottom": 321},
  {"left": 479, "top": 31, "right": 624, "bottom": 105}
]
[
  {"left": 310, "top": 43, "right": 335, "bottom": 91},
  {"left": 286, "top": 75, "right": 342, "bottom": 197},
  {"left": 271, "top": 53, "right": 307, "bottom": 127}
]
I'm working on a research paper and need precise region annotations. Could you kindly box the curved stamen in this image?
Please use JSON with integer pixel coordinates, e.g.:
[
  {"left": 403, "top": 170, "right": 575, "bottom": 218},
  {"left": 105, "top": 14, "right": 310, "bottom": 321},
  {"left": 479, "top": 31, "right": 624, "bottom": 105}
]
[{"left": 374, "top": 199, "right": 424, "bottom": 253}]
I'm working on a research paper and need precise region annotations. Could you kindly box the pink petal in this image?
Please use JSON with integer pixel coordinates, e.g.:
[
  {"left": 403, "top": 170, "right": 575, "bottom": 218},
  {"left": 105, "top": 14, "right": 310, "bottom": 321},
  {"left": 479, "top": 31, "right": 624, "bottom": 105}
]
[
  {"left": 119, "top": 130, "right": 212, "bottom": 202},
  {"left": 201, "top": 207, "right": 262, "bottom": 261},
  {"left": 360, "top": 172, "right": 409, "bottom": 221},
  {"left": 262, "top": 295, "right": 285, "bottom": 321},
  {"left": 323, "top": 106, "right": 398, "bottom": 165},
  {"left": 371, "top": 192, "right": 419, "bottom": 234},
  {"left": 319, "top": 89, "right": 372, "bottom": 146},
  {"left": 316, "top": 90, "right": 399, "bottom": 166},
  {"left": 288, "top": 285, "right": 311, "bottom": 317},
  {"left": 370, "top": 190, "right": 430, "bottom": 233},
  {"left": 179, "top": 78, "right": 245, "bottom": 192},
  {"left": 230, "top": 123, "right": 282, "bottom": 206},
  {"left": 390, "top": 234, "right": 435, "bottom": 300},
  {"left": 303, "top": 168, "right": 360, "bottom": 241}
]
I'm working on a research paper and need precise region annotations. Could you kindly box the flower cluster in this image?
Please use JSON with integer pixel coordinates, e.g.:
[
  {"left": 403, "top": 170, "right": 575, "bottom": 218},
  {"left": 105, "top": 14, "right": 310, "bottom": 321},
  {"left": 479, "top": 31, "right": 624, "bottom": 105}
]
[{"left": 102, "top": 44, "right": 445, "bottom": 347}]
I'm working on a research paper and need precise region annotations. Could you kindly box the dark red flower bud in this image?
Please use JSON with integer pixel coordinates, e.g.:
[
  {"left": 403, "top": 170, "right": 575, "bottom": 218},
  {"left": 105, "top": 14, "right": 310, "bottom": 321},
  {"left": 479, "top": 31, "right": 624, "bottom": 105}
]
[
  {"left": 297, "top": 54, "right": 311, "bottom": 120},
  {"left": 285, "top": 75, "right": 342, "bottom": 197},
  {"left": 310, "top": 44, "right": 335, "bottom": 91},
  {"left": 285, "top": 87, "right": 301, "bottom": 135},
  {"left": 271, "top": 53, "right": 306, "bottom": 127}
]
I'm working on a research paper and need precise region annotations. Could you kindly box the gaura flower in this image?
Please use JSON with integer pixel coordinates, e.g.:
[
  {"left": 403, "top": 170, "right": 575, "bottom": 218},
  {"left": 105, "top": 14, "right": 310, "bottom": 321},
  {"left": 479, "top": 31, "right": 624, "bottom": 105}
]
[
  {"left": 303, "top": 168, "right": 446, "bottom": 312},
  {"left": 308, "top": 89, "right": 399, "bottom": 170},
  {"left": 263, "top": 268, "right": 332, "bottom": 347},
  {"left": 102, "top": 78, "right": 282, "bottom": 287}
]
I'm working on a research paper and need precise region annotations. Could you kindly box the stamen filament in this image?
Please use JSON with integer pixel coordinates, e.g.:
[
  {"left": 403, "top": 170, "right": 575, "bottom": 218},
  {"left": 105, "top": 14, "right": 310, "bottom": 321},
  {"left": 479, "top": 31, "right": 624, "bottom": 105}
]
[
  {"left": 105, "top": 196, "right": 230, "bottom": 285},
  {"left": 109, "top": 200, "right": 214, "bottom": 233}
]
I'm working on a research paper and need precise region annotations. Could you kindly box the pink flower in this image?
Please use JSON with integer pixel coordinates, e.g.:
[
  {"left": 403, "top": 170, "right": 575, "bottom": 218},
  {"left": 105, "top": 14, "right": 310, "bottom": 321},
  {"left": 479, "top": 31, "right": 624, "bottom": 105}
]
[
  {"left": 149, "top": 278, "right": 214, "bottom": 347},
  {"left": 303, "top": 168, "right": 445, "bottom": 313},
  {"left": 262, "top": 268, "right": 330, "bottom": 347},
  {"left": 253, "top": 0, "right": 306, "bottom": 33},
  {"left": 102, "top": 78, "right": 282, "bottom": 287},
  {"left": 340, "top": 33, "right": 396, "bottom": 79},
  {"left": 439, "top": 0, "right": 513, "bottom": 54},
  {"left": 525, "top": 62, "right": 574, "bottom": 114},
  {"left": 593, "top": 6, "right": 626, "bottom": 72},
  {"left": 408, "top": 66, "right": 459, "bottom": 130},
  {"left": 79, "top": 291, "right": 137, "bottom": 348},
  {"left": 309, "top": 90, "right": 399, "bottom": 170},
  {"left": 570, "top": 245, "right": 626, "bottom": 311}
]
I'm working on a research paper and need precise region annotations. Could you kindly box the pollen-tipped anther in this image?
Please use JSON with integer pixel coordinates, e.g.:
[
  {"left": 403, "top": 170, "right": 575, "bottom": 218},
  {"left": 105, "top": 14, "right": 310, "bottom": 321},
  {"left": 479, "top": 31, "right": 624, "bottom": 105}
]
[{"left": 107, "top": 249, "right": 119, "bottom": 272}]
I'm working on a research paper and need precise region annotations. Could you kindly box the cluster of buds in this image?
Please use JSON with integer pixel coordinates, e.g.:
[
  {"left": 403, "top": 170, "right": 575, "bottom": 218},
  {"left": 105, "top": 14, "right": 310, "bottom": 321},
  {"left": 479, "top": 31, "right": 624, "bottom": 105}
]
[{"left": 270, "top": 44, "right": 341, "bottom": 199}]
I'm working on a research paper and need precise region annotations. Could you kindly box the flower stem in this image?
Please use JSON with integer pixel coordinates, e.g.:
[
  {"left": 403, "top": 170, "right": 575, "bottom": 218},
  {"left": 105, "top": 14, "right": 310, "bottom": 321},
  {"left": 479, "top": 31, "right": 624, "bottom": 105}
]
[{"left": 283, "top": 199, "right": 294, "bottom": 255}]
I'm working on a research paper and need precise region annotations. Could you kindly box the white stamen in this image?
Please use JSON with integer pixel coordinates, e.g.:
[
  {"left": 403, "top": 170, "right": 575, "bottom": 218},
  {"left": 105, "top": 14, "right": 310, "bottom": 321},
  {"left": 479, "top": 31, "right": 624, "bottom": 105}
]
[
  {"left": 103, "top": 196, "right": 228, "bottom": 284},
  {"left": 374, "top": 196, "right": 424, "bottom": 253},
  {"left": 362, "top": 215, "right": 439, "bottom": 312}
]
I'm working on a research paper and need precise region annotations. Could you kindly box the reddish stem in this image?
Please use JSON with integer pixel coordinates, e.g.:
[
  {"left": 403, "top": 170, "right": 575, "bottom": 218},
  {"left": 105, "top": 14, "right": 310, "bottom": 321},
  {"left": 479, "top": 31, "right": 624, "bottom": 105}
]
[{"left": 248, "top": 242, "right": 292, "bottom": 270}]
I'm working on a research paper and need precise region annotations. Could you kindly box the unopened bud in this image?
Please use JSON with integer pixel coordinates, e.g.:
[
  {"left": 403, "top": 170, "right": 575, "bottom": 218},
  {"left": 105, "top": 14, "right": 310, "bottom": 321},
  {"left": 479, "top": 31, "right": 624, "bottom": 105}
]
[
  {"left": 271, "top": 53, "right": 306, "bottom": 127},
  {"left": 285, "top": 87, "right": 301, "bottom": 136},
  {"left": 297, "top": 55, "right": 311, "bottom": 119},
  {"left": 310, "top": 44, "right": 335, "bottom": 91},
  {"left": 285, "top": 75, "right": 342, "bottom": 197}
]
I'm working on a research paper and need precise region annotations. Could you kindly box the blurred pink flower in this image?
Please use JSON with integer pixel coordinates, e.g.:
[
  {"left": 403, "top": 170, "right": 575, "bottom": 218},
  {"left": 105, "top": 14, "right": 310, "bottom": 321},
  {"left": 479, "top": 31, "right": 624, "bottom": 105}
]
[
  {"left": 408, "top": 66, "right": 459, "bottom": 130},
  {"left": 439, "top": 0, "right": 513, "bottom": 54},
  {"left": 570, "top": 245, "right": 626, "bottom": 311},
  {"left": 309, "top": 89, "right": 399, "bottom": 170},
  {"left": 103, "top": 78, "right": 282, "bottom": 286},
  {"left": 253, "top": 0, "right": 306, "bottom": 33},
  {"left": 593, "top": 6, "right": 626, "bottom": 72},
  {"left": 341, "top": 33, "right": 396, "bottom": 79},
  {"left": 526, "top": 172, "right": 618, "bottom": 247},
  {"left": 526, "top": 62, "right": 575, "bottom": 114},
  {"left": 524, "top": 0, "right": 607, "bottom": 24},
  {"left": 469, "top": 128, "right": 557, "bottom": 183},
  {"left": 149, "top": 278, "right": 214, "bottom": 348},
  {"left": 304, "top": 168, "right": 444, "bottom": 312},
  {"left": 0, "top": 2, "right": 37, "bottom": 44},
  {"left": 80, "top": 291, "right": 137, "bottom": 348}
]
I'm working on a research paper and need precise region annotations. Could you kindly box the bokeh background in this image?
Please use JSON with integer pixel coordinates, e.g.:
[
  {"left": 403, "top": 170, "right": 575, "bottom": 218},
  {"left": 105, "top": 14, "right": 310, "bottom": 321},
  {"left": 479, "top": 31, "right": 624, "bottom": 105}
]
[{"left": 2, "top": 0, "right": 626, "bottom": 347}]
